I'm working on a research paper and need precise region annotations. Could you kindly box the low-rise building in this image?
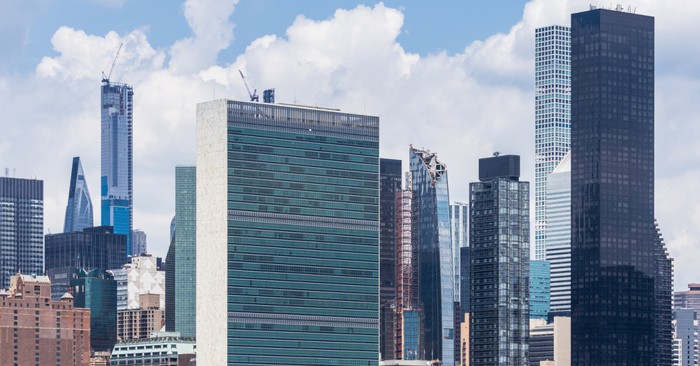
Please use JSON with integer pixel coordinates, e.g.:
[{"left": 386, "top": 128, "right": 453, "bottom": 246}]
[
  {"left": 0, "top": 273, "right": 90, "bottom": 366},
  {"left": 529, "top": 316, "right": 570, "bottom": 366},
  {"left": 110, "top": 331, "right": 195, "bottom": 366}
]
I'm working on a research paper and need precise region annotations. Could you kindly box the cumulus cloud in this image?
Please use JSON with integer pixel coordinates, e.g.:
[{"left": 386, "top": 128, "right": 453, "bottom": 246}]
[
  {"left": 169, "top": 0, "right": 239, "bottom": 74},
  {"left": 1, "top": 0, "right": 700, "bottom": 290}
]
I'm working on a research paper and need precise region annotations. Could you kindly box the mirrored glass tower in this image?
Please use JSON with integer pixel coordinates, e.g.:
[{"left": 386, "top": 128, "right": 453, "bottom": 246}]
[
  {"left": 64, "top": 156, "right": 93, "bottom": 233},
  {"left": 409, "top": 147, "right": 454, "bottom": 366}
]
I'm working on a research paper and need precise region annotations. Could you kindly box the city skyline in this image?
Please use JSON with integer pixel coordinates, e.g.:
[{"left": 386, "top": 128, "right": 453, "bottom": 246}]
[{"left": 1, "top": 0, "right": 699, "bottom": 291}]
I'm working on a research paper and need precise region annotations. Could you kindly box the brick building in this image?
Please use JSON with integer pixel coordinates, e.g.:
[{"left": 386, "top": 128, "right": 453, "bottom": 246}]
[{"left": 0, "top": 273, "right": 90, "bottom": 366}]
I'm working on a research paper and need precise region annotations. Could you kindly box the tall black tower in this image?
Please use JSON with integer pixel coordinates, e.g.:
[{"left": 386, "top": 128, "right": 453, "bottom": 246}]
[{"left": 570, "top": 8, "right": 667, "bottom": 365}]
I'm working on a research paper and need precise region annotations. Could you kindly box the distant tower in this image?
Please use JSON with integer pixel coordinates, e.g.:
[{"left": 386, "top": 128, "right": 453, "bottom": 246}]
[
  {"left": 534, "top": 25, "right": 571, "bottom": 261},
  {"left": 379, "top": 158, "right": 402, "bottom": 360},
  {"left": 64, "top": 157, "right": 93, "bottom": 233},
  {"left": 0, "top": 177, "right": 44, "bottom": 289},
  {"left": 173, "top": 166, "right": 196, "bottom": 338},
  {"left": 545, "top": 152, "right": 571, "bottom": 314},
  {"left": 101, "top": 80, "right": 134, "bottom": 256}
]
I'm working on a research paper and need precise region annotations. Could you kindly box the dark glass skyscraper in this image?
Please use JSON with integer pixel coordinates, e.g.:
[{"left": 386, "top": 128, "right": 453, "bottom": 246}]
[
  {"left": 196, "top": 100, "right": 379, "bottom": 365},
  {"left": 44, "top": 226, "right": 127, "bottom": 300},
  {"left": 470, "top": 154, "right": 529, "bottom": 366},
  {"left": 0, "top": 177, "right": 43, "bottom": 290},
  {"left": 379, "top": 158, "right": 401, "bottom": 360},
  {"left": 101, "top": 80, "right": 134, "bottom": 255},
  {"left": 410, "top": 147, "right": 454, "bottom": 366},
  {"left": 64, "top": 157, "right": 93, "bottom": 233},
  {"left": 570, "top": 8, "right": 664, "bottom": 365}
]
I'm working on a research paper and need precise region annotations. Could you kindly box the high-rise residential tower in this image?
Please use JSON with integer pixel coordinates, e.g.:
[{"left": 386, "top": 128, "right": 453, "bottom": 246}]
[
  {"left": 470, "top": 154, "right": 529, "bottom": 366},
  {"left": 172, "top": 166, "right": 196, "bottom": 338},
  {"left": 379, "top": 158, "right": 401, "bottom": 360},
  {"left": 449, "top": 202, "right": 468, "bottom": 302},
  {"left": 409, "top": 147, "right": 454, "bottom": 365},
  {"left": 570, "top": 8, "right": 669, "bottom": 365},
  {"left": 64, "top": 157, "right": 94, "bottom": 233},
  {"left": 0, "top": 177, "right": 43, "bottom": 289},
  {"left": 534, "top": 25, "right": 571, "bottom": 261},
  {"left": 196, "top": 100, "right": 379, "bottom": 365},
  {"left": 545, "top": 152, "right": 571, "bottom": 314},
  {"left": 101, "top": 80, "right": 134, "bottom": 256}
]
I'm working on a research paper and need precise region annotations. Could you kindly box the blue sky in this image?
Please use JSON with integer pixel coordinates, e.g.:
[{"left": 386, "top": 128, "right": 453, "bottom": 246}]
[
  {"left": 2, "top": 0, "right": 700, "bottom": 290},
  {"left": 9, "top": 0, "right": 528, "bottom": 73}
]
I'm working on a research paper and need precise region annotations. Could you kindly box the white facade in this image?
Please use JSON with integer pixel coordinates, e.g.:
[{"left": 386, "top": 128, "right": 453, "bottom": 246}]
[
  {"left": 534, "top": 25, "right": 571, "bottom": 260},
  {"left": 110, "top": 255, "right": 165, "bottom": 310},
  {"left": 545, "top": 152, "right": 570, "bottom": 313},
  {"left": 450, "top": 202, "right": 468, "bottom": 301},
  {"left": 196, "top": 100, "right": 229, "bottom": 365}
]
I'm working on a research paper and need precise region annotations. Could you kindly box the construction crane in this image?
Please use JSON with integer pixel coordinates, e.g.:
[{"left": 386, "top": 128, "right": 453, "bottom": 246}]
[
  {"left": 238, "top": 70, "right": 259, "bottom": 102},
  {"left": 102, "top": 42, "right": 123, "bottom": 84}
]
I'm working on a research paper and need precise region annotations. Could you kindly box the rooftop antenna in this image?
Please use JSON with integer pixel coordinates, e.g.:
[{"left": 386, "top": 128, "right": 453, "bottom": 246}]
[
  {"left": 238, "top": 70, "right": 259, "bottom": 102},
  {"left": 102, "top": 42, "right": 123, "bottom": 84}
]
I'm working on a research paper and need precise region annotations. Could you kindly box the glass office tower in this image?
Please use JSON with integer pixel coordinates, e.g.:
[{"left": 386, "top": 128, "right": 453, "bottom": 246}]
[
  {"left": 409, "top": 147, "right": 454, "bottom": 366},
  {"left": 534, "top": 25, "right": 571, "bottom": 261},
  {"left": 173, "top": 166, "right": 196, "bottom": 338},
  {"left": 196, "top": 100, "right": 379, "bottom": 365},
  {"left": 64, "top": 157, "right": 93, "bottom": 233},
  {"left": 570, "top": 8, "right": 665, "bottom": 365},
  {"left": 71, "top": 268, "right": 117, "bottom": 352},
  {"left": 529, "top": 260, "right": 550, "bottom": 319},
  {"left": 0, "top": 177, "right": 43, "bottom": 290},
  {"left": 101, "top": 81, "right": 133, "bottom": 255},
  {"left": 44, "top": 226, "right": 127, "bottom": 300},
  {"left": 545, "top": 152, "right": 571, "bottom": 314},
  {"left": 470, "top": 154, "right": 529, "bottom": 366}
]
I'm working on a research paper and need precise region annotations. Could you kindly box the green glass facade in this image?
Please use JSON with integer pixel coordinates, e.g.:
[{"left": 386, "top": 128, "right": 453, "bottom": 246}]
[
  {"left": 197, "top": 100, "right": 380, "bottom": 365},
  {"left": 71, "top": 268, "right": 117, "bottom": 352},
  {"left": 174, "top": 166, "right": 196, "bottom": 338}
]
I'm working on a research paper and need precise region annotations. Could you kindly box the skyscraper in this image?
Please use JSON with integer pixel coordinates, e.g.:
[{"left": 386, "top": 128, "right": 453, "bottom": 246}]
[
  {"left": 101, "top": 80, "right": 134, "bottom": 255},
  {"left": 529, "top": 260, "right": 550, "bottom": 319},
  {"left": 655, "top": 222, "right": 674, "bottom": 366},
  {"left": 570, "top": 8, "right": 666, "bottom": 365},
  {"left": 449, "top": 202, "right": 468, "bottom": 364},
  {"left": 396, "top": 178, "right": 420, "bottom": 361},
  {"left": 545, "top": 152, "right": 571, "bottom": 314},
  {"left": 173, "top": 166, "right": 196, "bottom": 338},
  {"left": 131, "top": 229, "right": 147, "bottom": 256},
  {"left": 71, "top": 268, "right": 117, "bottom": 352},
  {"left": 64, "top": 157, "right": 94, "bottom": 233},
  {"left": 44, "top": 225, "right": 127, "bottom": 300},
  {"left": 0, "top": 177, "right": 43, "bottom": 289},
  {"left": 380, "top": 158, "right": 402, "bottom": 360},
  {"left": 409, "top": 147, "right": 454, "bottom": 365},
  {"left": 196, "top": 100, "right": 379, "bottom": 365},
  {"left": 534, "top": 25, "right": 571, "bottom": 261},
  {"left": 470, "top": 154, "right": 529, "bottom": 366}
]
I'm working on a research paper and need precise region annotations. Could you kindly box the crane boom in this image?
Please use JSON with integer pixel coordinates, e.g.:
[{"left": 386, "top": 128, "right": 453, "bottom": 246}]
[
  {"left": 102, "top": 43, "right": 123, "bottom": 83},
  {"left": 238, "top": 70, "right": 258, "bottom": 102}
]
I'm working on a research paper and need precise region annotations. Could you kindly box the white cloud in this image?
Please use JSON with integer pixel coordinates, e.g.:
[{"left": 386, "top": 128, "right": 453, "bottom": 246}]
[
  {"left": 2, "top": 0, "right": 700, "bottom": 291},
  {"left": 169, "top": 0, "right": 239, "bottom": 74}
]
